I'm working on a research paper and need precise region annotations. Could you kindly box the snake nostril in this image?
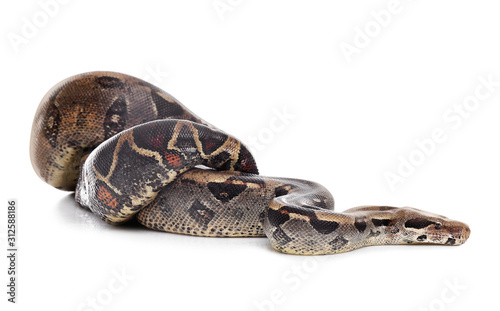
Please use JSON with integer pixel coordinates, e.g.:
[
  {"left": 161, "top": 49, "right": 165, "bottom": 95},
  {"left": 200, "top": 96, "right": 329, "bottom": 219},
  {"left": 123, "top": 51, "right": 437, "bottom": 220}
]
[{"left": 435, "top": 222, "right": 442, "bottom": 230}]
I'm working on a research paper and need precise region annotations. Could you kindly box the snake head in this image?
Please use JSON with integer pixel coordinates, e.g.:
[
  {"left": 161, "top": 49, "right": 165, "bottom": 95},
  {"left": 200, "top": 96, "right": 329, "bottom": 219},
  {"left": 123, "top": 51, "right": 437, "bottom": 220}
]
[{"left": 398, "top": 207, "right": 471, "bottom": 246}]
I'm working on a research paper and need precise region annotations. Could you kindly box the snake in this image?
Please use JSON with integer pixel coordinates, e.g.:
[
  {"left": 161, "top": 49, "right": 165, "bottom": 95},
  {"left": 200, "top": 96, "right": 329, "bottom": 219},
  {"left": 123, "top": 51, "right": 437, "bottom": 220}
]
[{"left": 30, "top": 71, "right": 471, "bottom": 255}]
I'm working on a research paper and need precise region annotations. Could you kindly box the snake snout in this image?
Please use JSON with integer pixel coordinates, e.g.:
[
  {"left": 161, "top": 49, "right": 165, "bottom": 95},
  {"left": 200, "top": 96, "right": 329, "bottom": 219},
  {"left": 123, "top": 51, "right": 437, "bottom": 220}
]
[
  {"left": 426, "top": 219, "right": 471, "bottom": 246},
  {"left": 450, "top": 221, "right": 471, "bottom": 245}
]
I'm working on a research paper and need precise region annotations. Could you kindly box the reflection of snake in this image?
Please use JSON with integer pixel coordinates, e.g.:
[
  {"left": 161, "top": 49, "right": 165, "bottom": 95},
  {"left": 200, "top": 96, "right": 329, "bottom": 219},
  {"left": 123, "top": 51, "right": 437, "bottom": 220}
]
[{"left": 30, "top": 72, "right": 470, "bottom": 255}]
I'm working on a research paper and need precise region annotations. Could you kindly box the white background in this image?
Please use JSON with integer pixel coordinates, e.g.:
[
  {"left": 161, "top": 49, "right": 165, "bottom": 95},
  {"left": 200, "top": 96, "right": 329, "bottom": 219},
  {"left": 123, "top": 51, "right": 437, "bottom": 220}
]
[{"left": 1, "top": 1, "right": 499, "bottom": 310}]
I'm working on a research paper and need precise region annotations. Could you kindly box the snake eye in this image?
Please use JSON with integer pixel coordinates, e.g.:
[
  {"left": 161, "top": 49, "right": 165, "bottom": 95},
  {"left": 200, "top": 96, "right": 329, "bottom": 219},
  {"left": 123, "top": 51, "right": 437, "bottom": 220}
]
[{"left": 435, "top": 222, "right": 442, "bottom": 230}]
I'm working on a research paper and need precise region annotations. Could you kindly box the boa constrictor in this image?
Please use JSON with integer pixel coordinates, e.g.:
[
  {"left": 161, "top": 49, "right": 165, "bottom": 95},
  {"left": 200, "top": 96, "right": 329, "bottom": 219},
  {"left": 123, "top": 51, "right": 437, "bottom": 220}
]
[{"left": 30, "top": 72, "right": 470, "bottom": 255}]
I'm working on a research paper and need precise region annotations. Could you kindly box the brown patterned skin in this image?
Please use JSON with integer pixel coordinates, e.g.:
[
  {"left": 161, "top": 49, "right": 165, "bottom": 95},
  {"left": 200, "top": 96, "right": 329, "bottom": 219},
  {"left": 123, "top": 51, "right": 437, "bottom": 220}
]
[
  {"left": 30, "top": 71, "right": 209, "bottom": 191},
  {"left": 30, "top": 71, "right": 471, "bottom": 255},
  {"left": 139, "top": 169, "right": 470, "bottom": 255},
  {"left": 75, "top": 119, "right": 257, "bottom": 224}
]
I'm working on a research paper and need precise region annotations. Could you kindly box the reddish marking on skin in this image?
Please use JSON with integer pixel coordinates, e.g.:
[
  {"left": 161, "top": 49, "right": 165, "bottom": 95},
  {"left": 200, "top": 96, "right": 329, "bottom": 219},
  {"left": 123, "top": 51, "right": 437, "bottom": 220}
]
[
  {"left": 97, "top": 185, "right": 118, "bottom": 209},
  {"left": 204, "top": 141, "right": 216, "bottom": 152},
  {"left": 234, "top": 147, "right": 258, "bottom": 173},
  {"left": 238, "top": 157, "right": 257, "bottom": 172},
  {"left": 148, "top": 134, "right": 165, "bottom": 149},
  {"left": 165, "top": 152, "right": 182, "bottom": 167}
]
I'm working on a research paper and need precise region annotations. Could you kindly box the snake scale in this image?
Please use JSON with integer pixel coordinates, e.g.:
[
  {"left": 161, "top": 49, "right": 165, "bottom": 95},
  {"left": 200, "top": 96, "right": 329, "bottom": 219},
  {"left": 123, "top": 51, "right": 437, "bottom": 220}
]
[{"left": 30, "top": 71, "right": 470, "bottom": 255}]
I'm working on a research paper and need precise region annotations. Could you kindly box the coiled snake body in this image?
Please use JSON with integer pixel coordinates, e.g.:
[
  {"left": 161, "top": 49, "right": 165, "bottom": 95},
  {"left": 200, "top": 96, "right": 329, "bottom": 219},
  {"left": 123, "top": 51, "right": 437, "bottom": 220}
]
[{"left": 30, "top": 72, "right": 470, "bottom": 255}]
